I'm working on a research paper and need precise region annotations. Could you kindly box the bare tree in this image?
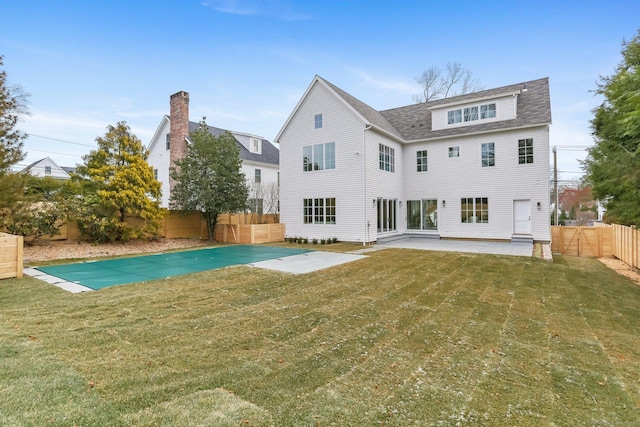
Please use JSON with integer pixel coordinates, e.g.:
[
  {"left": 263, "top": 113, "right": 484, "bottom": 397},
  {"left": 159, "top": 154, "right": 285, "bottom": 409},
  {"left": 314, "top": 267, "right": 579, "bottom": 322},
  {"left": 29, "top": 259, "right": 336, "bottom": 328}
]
[
  {"left": 413, "top": 62, "right": 483, "bottom": 103},
  {"left": 247, "top": 179, "right": 279, "bottom": 224}
]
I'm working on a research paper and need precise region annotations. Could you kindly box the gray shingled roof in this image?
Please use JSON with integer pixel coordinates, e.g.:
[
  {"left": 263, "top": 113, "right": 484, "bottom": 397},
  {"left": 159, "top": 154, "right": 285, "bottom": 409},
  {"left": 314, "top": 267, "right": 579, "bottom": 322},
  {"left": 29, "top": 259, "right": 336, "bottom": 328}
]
[
  {"left": 320, "top": 78, "right": 403, "bottom": 139},
  {"left": 319, "top": 77, "right": 551, "bottom": 142},
  {"left": 187, "top": 122, "right": 279, "bottom": 166}
]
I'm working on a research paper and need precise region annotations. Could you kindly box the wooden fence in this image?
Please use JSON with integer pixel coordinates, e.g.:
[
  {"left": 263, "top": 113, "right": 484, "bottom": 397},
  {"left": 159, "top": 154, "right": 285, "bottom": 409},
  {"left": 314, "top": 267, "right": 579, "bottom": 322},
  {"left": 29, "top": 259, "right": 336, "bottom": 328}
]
[
  {"left": 552, "top": 223, "right": 640, "bottom": 269},
  {"left": 596, "top": 223, "right": 640, "bottom": 269},
  {"left": 215, "top": 223, "right": 285, "bottom": 244},
  {"left": 0, "top": 232, "right": 23, "bottom": 279},
  {"left": 551, "top": 226, "right": 613, "bottom": 258},
  {"left": 38, "top": 211, "right": 281, "bottom": 241}
]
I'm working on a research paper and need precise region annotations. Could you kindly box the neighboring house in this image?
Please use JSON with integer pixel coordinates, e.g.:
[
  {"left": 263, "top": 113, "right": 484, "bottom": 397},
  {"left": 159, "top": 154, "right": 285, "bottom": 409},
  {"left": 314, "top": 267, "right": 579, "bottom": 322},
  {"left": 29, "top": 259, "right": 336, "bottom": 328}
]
[
  {"left": 21, "top": 157, "right": 71, "bottom": 180},
  {"left": 147, "top": 91, "right": 279, "bottom": 211},
  {"left": 275, "top": 75, "right": 552, "bottom": 244}
]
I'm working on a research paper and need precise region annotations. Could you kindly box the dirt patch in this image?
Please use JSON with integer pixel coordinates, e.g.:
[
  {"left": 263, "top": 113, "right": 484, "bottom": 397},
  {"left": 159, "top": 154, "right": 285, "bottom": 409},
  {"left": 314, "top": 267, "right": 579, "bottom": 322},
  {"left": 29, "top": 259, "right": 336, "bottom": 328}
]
[
  {"left": 599, "top": 257, "right": 640, "bottom": 286},
  {"left": 23, "top": 238, "right": 209, "bottom": 263}
]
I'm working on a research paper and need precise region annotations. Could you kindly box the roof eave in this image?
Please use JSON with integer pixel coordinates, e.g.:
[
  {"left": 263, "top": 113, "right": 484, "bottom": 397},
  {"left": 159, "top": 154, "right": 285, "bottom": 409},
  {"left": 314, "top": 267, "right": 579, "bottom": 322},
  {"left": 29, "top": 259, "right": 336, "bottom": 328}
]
[{"left": 404, "top": 121, "right": 552, "bottom": 144}]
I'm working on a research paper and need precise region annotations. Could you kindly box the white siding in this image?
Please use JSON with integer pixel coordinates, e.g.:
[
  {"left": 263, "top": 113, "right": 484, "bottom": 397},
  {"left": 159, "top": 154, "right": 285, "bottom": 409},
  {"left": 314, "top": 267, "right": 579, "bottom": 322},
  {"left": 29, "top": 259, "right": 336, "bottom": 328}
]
[
  {"left": 278, "top": 78, "right": 551, "bottom": 243},
  {"left": 147, "top": 119, "right": 171, "bottom": 207},
  {"left": 244, "top": 161, "right": 280, "bottom": 213},
  {"left": 365, "top": 131, "right": 404, "bottom": 242},
  {"left": 402, "top": 126, "right": 550, "bottom": 241},
  {"left": 25, "top": 158, "right": 70, "bottom": 179},
  {"left": 280, "top": 81, "right": 370, "bottom": 242}
]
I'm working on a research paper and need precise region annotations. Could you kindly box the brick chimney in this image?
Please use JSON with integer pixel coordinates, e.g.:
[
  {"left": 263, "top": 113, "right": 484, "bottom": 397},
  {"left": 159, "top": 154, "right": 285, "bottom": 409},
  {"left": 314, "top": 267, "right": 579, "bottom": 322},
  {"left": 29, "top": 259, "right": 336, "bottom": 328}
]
[{"left": 169, "top": 91, "right": 189, "bottom": 196}]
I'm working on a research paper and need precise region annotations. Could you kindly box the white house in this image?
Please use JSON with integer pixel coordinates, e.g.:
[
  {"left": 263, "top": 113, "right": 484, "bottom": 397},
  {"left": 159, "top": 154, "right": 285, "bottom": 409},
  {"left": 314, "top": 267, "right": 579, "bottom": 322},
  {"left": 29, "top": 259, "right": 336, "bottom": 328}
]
[
  {"left": 275, "top": 76, "right": 552, "bottom": 244},
  {"left": 147, "top": 91, "right": 279, "bottom": 212},
  {"left": 21, "top": 157, "right": 71, "bottom": 180}
]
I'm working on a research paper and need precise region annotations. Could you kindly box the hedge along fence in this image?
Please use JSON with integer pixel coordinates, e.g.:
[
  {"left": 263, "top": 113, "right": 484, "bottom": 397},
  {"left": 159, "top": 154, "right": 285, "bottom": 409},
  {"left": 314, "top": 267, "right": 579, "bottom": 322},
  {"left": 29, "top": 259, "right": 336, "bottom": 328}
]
[{"left": 0, "top": 232, "right": 23, "bottom": 279}]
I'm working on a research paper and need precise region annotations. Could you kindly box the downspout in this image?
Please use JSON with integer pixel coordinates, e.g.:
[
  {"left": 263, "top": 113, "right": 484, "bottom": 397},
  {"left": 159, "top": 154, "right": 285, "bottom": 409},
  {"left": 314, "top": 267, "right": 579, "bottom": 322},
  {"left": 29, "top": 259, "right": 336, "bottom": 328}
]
[{"left": 363, "top": 124, "right": 372, "bottom": 246}]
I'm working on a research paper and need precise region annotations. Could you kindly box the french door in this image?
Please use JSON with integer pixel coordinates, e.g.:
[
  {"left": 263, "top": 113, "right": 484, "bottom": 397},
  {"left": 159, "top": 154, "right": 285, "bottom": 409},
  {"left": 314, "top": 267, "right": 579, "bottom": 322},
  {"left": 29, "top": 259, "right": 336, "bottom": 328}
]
[{"left": 377, "top": 198, "right": 397, "bottom": 233}]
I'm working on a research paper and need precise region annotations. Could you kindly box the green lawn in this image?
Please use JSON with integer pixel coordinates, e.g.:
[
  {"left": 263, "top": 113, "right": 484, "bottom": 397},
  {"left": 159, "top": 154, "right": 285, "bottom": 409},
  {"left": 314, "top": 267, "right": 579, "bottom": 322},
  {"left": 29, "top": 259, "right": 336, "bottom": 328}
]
[{"left": 1, "top": 246, "right": 639, "bottom": 426}]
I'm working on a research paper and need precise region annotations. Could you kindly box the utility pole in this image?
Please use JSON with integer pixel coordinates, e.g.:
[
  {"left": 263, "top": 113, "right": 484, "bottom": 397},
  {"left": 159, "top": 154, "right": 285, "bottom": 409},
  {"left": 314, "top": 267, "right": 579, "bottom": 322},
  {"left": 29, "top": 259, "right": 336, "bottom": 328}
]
[{"left": 553, "top": 146, "right": 558, "bottom": 226}]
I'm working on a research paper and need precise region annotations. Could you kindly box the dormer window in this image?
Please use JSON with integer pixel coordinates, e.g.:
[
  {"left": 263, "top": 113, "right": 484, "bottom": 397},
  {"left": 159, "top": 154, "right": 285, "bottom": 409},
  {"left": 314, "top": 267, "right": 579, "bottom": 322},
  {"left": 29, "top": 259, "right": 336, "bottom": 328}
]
[
  {"left": 447, "top": 109, "right": 462, "bottom": 124},
  {"left": 481, "top": 103, "right": 496, "bottom": 119},
  {"left": 314, "top": 113, "right": 323, "bottom": 129},
  {"left": 447, "top": 103, "right": 497, "bottom": 125},
  {"left": 250, "top": 138, "right": 262, "bottom": 154}
]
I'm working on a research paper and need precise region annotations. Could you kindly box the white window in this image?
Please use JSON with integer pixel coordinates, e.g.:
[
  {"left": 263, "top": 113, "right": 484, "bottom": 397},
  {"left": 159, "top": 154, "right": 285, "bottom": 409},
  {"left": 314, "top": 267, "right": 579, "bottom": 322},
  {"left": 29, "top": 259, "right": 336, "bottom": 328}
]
[
  {"left": 448, "top": 103, "right": 496, "bottom": 125},
  {"left": 314, "top": 113, "right": 323, "bottom": 129},
  {"left": 481, "top": 143, "right": 495, "bottom": 167},
  {"left": 303, "top": 142, "right": 335, "bottom": 172},
  {"left": 255, "top": 168, "right": 261, "bottom": 183},
  {"left": 44, "top": 166, "right": 52, "bottom": 175},
  {"left": 379, "top": 144, "right": 395, "bottom": 172},
  {"left": 518, "top": 138, "right": 534, "bottom": 164},
  {"left": 461, "top": 197, "right": 488, "bottom": 223},
  {"left": 166, "top": 133, "right": 170, "bottom": 150},
  {"left": 447, "top": 109, "right": 462, "bottom": 124},
  {"left": 303, "top": 197, "right": 335, "bottom": 224},
  {"left": 464, "top": 106, "right": 478, "bottom": 122},
  {"left": 416, "top": 150, "right": 428, "bottom": 172},
  {"left": 250, "top": 138, "right": 261, "bottom": 154},
  {"left": 481, "top": 103, "right": 496, "bottom": 119},
  {"left": 449, "top": 146, "right": 460, "bottom": 158}
]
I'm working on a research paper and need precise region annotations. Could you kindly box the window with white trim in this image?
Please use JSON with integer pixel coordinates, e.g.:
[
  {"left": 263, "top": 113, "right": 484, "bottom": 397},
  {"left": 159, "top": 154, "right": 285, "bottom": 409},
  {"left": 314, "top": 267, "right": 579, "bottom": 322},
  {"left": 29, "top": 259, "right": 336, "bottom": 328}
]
[
  {"left": 461, "top": 197, "right": 488, "bottom": 223},
  {"left": 379, "top": 144, "right": 395, "bottom": 172},
  {"left": 449, "top": 146, "right": 460, "bottom": 158},
  {"left": 314, "top": 113, "right": 323, "bottom": 129},
  {"left": 518, "top": 138, "right": 533, "bottom": 164},
  {"left": 166, "top": 133, "right": 171, "bottom": 150},
  {"left": 45, "top": 166, "right": 52, "bottom": 175},
  {"left": 447, "top": 109, "right": 462, "bottom": 124},
  {"left": 250, "top": 138, "right": 261, "bottom": 154},
  {"left": 255, "top": 168, "right": 261, "bottom": 183},
  {"left": 464, "top": 106, "right": 478, "bottom": 122},
  {"left": 416, "top": 150, "right": 428, "bottom": 172},
  {"left": 407, "top": 199, "right": 438, "bottom": 230},
  {"left": 481, "top": 103, "right": 496, "bottom": 119},
  {"left": 448, "top": 102, "right": 496, "bottom": 125},
  {"left": 303, "top": 197, "right": 335, "bottom": 224},
  {"left": 481, "top": 143, "right": 495, "bottom": 167},
  {"left": 303, "top": 142, "right": 335, "bottom": 172}
]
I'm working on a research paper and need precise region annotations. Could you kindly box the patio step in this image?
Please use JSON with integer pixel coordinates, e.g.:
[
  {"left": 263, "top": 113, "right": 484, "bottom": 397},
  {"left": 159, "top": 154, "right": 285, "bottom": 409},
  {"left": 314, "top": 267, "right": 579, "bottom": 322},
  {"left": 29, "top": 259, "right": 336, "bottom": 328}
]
[{"left": 511, "top": 234, "right": 534, "bottom": 244}]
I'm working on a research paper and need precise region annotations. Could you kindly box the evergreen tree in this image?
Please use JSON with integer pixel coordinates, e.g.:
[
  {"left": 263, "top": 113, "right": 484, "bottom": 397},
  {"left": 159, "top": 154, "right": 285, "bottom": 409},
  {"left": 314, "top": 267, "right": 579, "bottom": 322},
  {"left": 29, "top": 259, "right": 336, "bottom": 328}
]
[
  {"left": 0, "top": 55, "right": 27, "bottom": 175},
  {"left": 0, "top": 55, "right": 28, "bottom": 212},
  {"left": 170, "top": 120, "right": 248, "bottom": 242},
  {"left": 74, "top": 122, "right": 163, "bottom": 242},
  {"left": 583, "top": 30, "right": 640, "bottom": 226}
]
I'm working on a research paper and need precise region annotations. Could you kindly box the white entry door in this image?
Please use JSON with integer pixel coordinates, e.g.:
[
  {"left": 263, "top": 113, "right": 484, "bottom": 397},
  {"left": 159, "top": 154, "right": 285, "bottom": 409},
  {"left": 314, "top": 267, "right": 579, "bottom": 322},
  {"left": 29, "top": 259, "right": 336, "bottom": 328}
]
[{"left": 513, "top": 200, "right": 532, "bottom": 234}]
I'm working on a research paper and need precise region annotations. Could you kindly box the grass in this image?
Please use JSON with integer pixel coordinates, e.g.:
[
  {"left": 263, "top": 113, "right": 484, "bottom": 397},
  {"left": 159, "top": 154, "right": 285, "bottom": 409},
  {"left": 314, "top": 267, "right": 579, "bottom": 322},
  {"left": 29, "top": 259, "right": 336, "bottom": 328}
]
[{"left": 1, "top": 245, "right": 639, "bottom": 426}]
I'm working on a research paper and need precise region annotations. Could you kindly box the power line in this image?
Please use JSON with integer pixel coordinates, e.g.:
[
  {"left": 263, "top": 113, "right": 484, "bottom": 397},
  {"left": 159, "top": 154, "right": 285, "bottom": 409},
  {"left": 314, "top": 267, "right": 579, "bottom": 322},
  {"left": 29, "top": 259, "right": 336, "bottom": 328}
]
[
  {"left": 24, "top": 147, "right": 85, "bottom": 158},
  {"left": 26, "top": 133, "right": 96, "bottom": 148}
]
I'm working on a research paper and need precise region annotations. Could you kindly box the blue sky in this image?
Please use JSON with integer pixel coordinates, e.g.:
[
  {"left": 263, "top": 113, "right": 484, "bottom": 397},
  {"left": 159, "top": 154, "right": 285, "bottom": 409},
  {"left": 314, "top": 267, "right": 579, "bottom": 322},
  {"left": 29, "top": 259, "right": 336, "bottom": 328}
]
[{"left": 2, "top": 0, "right": 638, "bottom": 184}]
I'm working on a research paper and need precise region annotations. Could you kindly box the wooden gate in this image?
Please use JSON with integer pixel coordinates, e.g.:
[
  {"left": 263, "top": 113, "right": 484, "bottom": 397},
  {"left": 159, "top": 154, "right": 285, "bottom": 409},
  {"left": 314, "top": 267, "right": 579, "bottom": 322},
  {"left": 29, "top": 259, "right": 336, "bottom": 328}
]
[{"left": 551, "top": 226, "right": 612, "bottom": 257}]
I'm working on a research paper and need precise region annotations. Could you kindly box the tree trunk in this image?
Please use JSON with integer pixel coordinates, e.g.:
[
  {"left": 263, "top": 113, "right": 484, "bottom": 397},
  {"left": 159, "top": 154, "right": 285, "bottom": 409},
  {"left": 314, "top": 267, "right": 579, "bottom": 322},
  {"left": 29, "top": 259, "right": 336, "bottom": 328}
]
[{"left": 205, "top": 211, "right": 218, "bottom": 243}]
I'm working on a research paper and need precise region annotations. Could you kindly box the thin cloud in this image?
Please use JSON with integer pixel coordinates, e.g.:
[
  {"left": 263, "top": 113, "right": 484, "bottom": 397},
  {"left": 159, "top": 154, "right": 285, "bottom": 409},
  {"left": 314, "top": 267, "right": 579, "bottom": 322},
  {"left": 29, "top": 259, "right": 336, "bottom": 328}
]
[
  {"left": 348, "top": 68, "right": 418, "bottom": 96},
  {"left": 201, "top": 0, "right": 311, "bottom": 21}
]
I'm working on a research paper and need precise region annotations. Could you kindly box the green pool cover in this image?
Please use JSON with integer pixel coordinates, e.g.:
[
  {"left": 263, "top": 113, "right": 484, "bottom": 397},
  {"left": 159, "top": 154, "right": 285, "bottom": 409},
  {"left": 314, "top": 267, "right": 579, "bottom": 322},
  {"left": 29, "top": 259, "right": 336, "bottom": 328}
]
[{"left": 36, "top": 245, "right": 312, "bottom": 290}]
